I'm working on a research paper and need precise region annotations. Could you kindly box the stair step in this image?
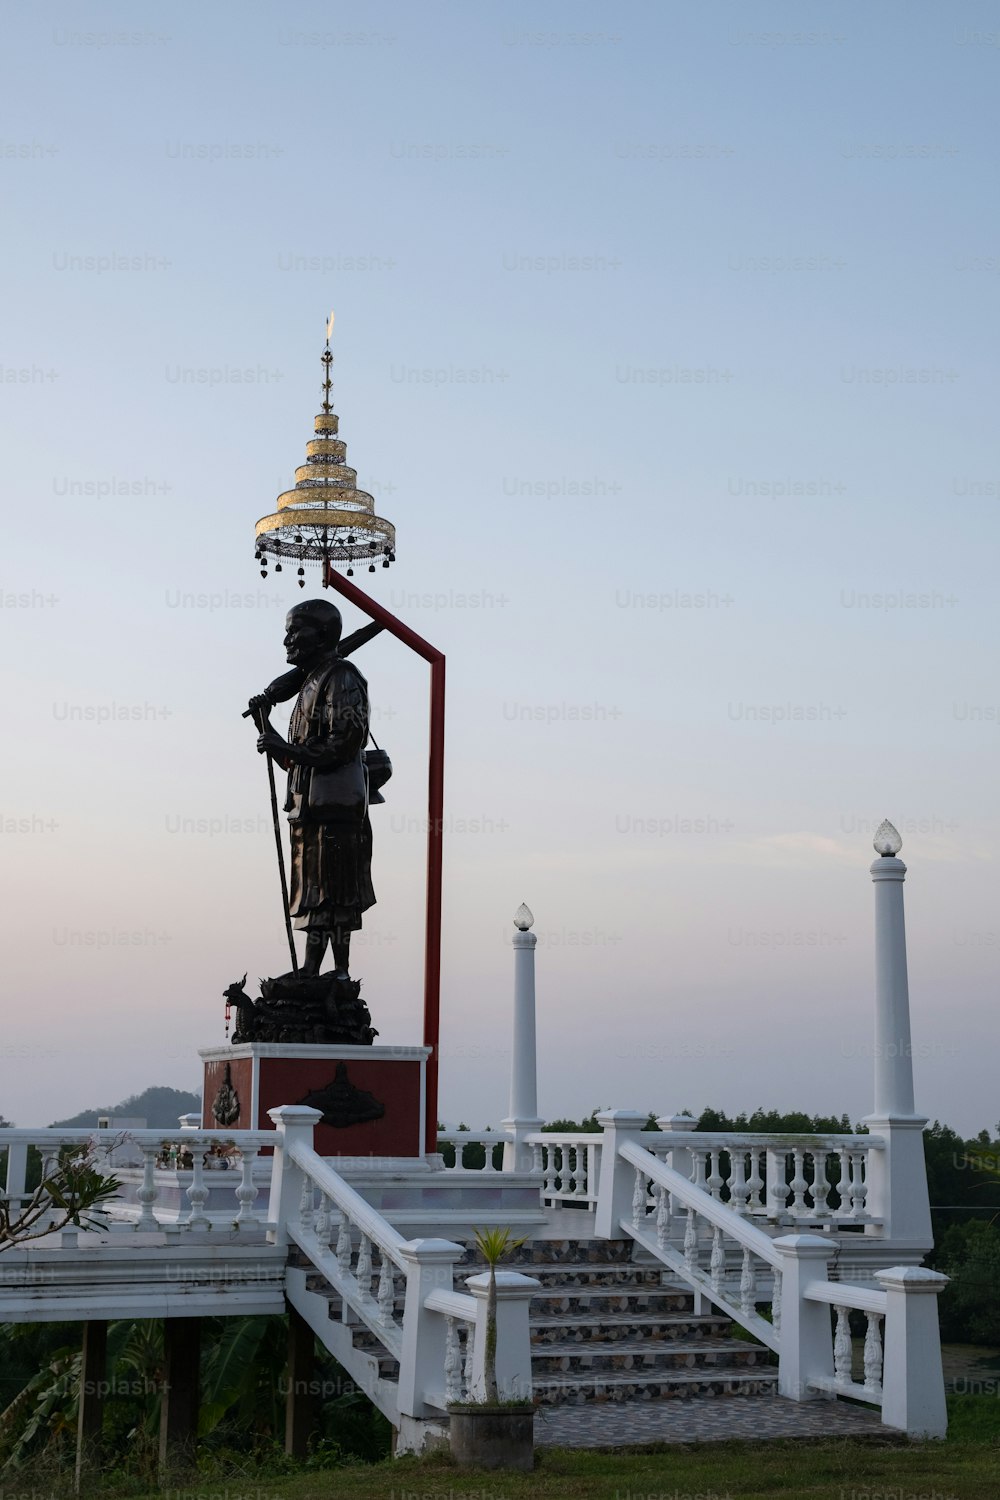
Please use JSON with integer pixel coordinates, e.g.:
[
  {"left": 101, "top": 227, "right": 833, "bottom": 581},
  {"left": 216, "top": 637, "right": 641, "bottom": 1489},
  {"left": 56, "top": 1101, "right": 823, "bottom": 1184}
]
[
  {"left": 534, "top": 1367, "right": 779, "bottom": 1405},
  {"left": 531, "top": 1338, "right": 771, "bottom": 1375},
  {"left": 531, "top": 1313, "right": 735, "bottom": 1342},
  {"left": 457, "top": 1261, "right": 668, "bottom": 1286},
  {"left": 532, "top": 1290, "right": 695, "bottom": 1317}
]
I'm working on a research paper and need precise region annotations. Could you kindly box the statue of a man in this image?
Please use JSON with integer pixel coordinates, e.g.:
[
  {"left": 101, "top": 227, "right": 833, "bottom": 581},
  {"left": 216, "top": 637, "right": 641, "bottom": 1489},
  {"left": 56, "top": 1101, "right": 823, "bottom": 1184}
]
[{"left": 248, "top": 600, "right": 375, "bottom": 980}]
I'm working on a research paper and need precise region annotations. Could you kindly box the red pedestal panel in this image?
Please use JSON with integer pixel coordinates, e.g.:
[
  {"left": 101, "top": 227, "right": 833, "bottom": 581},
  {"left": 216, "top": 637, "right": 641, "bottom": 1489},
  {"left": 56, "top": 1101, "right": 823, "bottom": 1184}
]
[{"left": 200, "top": 1045, "right": 429, "bottom": 1158}]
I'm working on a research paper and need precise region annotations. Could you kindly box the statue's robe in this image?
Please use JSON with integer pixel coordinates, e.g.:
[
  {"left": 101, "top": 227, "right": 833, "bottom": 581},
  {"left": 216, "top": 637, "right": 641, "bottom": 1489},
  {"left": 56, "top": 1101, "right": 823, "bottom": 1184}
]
[{"left": 282, "top": 651, "right": 375, "bottom": 933}]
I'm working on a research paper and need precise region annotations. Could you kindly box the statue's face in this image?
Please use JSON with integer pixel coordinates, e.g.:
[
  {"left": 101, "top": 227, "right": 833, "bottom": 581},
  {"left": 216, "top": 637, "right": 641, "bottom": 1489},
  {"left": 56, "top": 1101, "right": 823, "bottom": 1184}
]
[{"left": 284, "top": 612, "right": 326, "bottom": 666}]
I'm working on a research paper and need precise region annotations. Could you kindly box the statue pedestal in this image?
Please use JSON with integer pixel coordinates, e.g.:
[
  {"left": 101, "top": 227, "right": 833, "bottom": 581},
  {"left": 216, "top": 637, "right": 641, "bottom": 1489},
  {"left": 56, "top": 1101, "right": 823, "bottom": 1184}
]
[{"left": 200, "top": 1044, "right": 430, "bottom": 1159}]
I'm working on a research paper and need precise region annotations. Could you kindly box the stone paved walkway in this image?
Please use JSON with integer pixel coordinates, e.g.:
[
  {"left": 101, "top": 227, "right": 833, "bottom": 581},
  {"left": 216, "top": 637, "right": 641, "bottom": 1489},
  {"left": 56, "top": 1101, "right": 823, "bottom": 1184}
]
[{"left": 534, "top": 1394, "right": 889, "bottom": 1448}]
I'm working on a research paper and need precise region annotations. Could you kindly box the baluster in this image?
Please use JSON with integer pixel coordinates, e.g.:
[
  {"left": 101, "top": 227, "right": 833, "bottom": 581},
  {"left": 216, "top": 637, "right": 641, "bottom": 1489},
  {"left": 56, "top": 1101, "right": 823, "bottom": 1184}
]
[
  {"left": 377, "top": 1253, "right": 396, "bottom": 1330},
  {"left": 739, "top": 1246, "right": 756, "bottom": 1317},
  {"left": 849, "top": 1150, "right": 868, "bottom": 1219},
  {"left": 710, "top": 1226, "right": 725, "bottom": 1294},
  {"left": 771, "top": 1268, "right": 782, "bottom": 1341},
  {"left": 575, "top": 1146, "right": 589, "bottom": 1200},
  {"left": 790, "top": 1150, "right": 808, "bottom": 1218},
  {"left": 632, "top": 1166, "right": 647, "bottom": 1228},
  {"left": 863, "top": 1312, "right": 883, "bottom": 1393},
  {"left": 481, "top": 1137, "right": 496, "bottom": 1174},
  {"left": 38, "top": 1147, "right": 64, "bottom": 1236},
  {"left": 185, "top": 1149, "right": 210, "bottom": 1230},
  {"left": 444, "top": 1317, "right": 461, "bottom": 1403},
  {"left": 3, "top": 1141, "right": 28, "bottom": 1210},
  {"left": 837, "top": 1148, "right": 851, "bottom": 1216},
  {"left": 462, "top": 1322, "right": 475, "bottom": 1398},
  {"left": 234, "top": 1146, "right": 260, "bottom": 1229},
  {"left": 530, "top": 1142, "right": 544, "bottom": 1176},
  {"left": 746, "top": 1150, "right": 764, "bottom": 1213},
  {"left": 690, "top": 1148, "right": 708, "bottom": 1195},
  {"left": 811, "top": 1152, "right": 831, "bottom": 1216},
  {"left": 542, "top": 1146, "right": 555, "bottom": 1201},
  {"left": 684, "top": 1207, "right": 698, "bottom": 1271},
  {"left": 706, "top": 1151, "right": 724, "bottom": 1202},
  {"left": 729, "top": 1150, "right": 749, "bottom": 1215},
  {"left": 834, "top": 1305, "right": 853, "bottom": 1383},
  {"left": 135, "top": 1143, "right": 160, "bottom": 1232},
  {"left": 766, "top": 1149, "right": 789, "bottom": 1218},
  {"left": 655, "top": 1184, "right": 670, "bottom": 1250},
  {"left": 298, "top": 1173, "right": 315, "bottom": 1232},
  {"left": 314, "top": 1191, "right": 331, "bottom": 1244},
  {"left": 336, "top": 1217, "right": 352, "bottom": 1276},
  {"left": 356, "top": 1233, "right": 372, "bottom": 1298}
]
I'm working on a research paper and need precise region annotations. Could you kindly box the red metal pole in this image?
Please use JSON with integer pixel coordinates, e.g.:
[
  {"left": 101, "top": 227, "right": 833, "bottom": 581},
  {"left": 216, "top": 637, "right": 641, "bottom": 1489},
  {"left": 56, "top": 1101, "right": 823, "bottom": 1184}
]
[
  {"left": 323, "top": 565, "right": 445, "bottom": 1154},
  {"left": 424, "top": 655, "right": 445, "bottom": 1154}
]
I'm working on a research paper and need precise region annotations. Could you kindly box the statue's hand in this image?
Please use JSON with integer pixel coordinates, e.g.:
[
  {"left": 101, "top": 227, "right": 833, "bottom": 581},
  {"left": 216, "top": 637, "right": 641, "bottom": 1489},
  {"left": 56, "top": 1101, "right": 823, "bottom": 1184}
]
[
  {"left": 247, "top": 692, "right": 271, "bottom": 715},
  {"left": 257, "top": 730, "right": 289, "bottom": 758}
]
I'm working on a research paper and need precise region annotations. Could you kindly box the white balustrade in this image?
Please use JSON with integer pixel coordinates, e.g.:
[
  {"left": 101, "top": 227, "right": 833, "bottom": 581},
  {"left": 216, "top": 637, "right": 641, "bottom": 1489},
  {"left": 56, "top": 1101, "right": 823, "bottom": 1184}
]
[
  {"left": 435, "top": 1133, "right": 502, "bottom": 1173},
  {"left": 639, "top": 1130, "right": 880, "bottom": 1226}
]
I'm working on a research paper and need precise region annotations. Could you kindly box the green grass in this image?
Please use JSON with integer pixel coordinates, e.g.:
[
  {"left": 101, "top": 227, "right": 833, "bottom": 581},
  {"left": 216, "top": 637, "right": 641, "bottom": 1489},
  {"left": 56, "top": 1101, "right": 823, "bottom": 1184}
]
[{"left": 58, "top": 1428, "right": 999, "bottom": 1500}]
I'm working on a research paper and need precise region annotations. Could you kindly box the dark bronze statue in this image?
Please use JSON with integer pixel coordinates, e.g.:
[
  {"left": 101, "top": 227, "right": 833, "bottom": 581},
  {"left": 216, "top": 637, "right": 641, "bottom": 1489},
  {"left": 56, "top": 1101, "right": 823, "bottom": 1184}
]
[{"left": 229, "top": 600, "right": 388, "bottom": 1046}]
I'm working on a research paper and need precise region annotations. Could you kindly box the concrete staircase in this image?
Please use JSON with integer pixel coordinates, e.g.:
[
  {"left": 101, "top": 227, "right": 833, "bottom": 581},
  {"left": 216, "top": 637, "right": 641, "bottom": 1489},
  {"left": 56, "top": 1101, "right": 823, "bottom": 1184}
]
[
  {"left": 301, "top": 1236, "right": 778, "bottom": 1431},
  {"left": 453, "top": 1237, "right": 778, "bottom": 1407}
]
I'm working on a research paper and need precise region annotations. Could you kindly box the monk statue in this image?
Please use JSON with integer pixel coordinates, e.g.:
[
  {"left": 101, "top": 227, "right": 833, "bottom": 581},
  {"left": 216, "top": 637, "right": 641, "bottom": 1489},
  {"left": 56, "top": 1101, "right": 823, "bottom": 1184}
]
[
  {"left": 248, "top": 597, "right": 381, "bottom": 981},
  {"left": 231, "top": 600, "right": 387, "bottom": 1045}
]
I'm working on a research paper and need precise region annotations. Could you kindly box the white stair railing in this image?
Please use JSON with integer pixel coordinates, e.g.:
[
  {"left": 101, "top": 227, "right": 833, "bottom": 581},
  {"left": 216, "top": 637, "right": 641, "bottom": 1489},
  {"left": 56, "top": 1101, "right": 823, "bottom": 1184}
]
[
  {"left": 608, "top": 1131, "right": 948, "bottom": 1438},
  {"left": 267, "top": 1106, "right": 536, "bottom": 1439}
]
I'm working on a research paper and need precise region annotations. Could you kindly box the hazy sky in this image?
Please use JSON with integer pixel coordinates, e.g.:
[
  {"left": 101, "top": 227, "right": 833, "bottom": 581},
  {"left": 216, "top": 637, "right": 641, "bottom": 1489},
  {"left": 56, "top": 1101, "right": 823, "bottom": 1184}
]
[{"left": 1, "top": 2, "right": 997, "bottom": 1137}]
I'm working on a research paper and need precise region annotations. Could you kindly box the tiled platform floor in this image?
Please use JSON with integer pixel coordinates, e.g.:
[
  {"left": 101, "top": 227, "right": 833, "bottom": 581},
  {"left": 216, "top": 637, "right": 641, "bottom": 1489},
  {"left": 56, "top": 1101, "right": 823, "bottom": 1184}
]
[{"left": 534, "top": 1393, "right": 889, "bottom": 1448}]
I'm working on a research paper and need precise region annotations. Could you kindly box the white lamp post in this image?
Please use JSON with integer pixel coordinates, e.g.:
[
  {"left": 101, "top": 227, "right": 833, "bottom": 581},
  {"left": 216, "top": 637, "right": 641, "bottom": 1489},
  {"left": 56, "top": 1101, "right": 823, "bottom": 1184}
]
[
  {"left": 502, "top": 903, "right": 544, "bottom": 1171},
  {"left": 863, "top": 821, "right": 932, "bottom": 1252}
]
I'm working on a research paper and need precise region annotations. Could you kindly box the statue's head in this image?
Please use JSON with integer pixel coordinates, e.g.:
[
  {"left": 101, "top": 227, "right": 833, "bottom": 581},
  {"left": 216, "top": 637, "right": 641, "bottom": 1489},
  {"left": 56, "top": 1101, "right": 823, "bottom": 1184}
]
[{"left": 284, "top": 599, "right": 342, "bottom": 666}]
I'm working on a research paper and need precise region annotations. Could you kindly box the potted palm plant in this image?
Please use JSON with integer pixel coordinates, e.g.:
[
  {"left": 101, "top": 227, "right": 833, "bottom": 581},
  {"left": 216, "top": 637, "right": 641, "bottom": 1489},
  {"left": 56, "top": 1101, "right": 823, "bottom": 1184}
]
[{"left": 449, "top": 1226, "right": 535, "bottom": 1471}]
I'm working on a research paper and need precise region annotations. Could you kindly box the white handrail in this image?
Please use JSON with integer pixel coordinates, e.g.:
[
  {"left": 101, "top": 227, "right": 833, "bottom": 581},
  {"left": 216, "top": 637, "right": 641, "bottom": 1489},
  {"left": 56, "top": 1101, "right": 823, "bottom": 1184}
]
[
  {"left": 805, "top": 1282, "right": 887, "bottom": 1317},
  {"left": 0, "top": 1129, "right": 274, "bottom": 1147},
  {"left": 619, "top": 1137, "right": 781, "bottom": 1267},
  {"left": 288, "top": 1141, "right": 409, "bottom": 1269},
  {"left": 642, "top": 1130, "right": 882, "bottom": 1151},
  {"left": 424, "top": 1288, "right": 477, "bottom": 1320}
]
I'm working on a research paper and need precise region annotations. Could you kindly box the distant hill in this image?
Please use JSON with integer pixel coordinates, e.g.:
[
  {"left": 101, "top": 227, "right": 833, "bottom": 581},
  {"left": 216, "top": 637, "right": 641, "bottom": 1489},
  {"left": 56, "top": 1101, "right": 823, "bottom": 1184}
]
[{"left": 49, "top": 1085, "right": 201, "bottom": 1130}]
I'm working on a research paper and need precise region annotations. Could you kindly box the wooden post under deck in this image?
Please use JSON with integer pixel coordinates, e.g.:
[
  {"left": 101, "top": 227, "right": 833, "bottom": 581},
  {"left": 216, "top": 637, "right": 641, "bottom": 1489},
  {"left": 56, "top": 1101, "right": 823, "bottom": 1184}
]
[
  {"left": 285, "top": 1302, "right": 318, "bottom": 1457},
  {"left": 75, "top": 1318, "right": 107, "bottom": 1493},
  {"left": 159, "top": 1317, "right": 201, "bottom": 1473}
]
